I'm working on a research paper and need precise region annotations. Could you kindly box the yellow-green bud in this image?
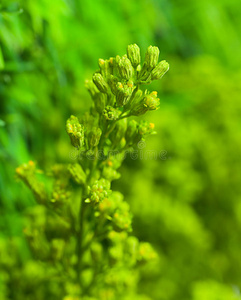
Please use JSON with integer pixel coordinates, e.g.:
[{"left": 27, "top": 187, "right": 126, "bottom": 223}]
[
  {"left": 138, "top": 120, "right": 155, "bottom": 135},
  {"left": 126, "top": 236, "right": 139, "bottom": 264},
  {"left": 93, "top": 92, "right": 106, "bottom": 114},
  {"left": 92, "top": 73, "right": 109, "bottom": 94},
  {"left": 112, "top": 202, "right": 132, "bottom": 232},
  {"left": 130, "top": 103, "right": 149, "bottom": 116},
  {"left": 108, "top": 75, "right": 119, "bottom": 95},
  {"left": 116, "top": 55, "right": 133, "bottom": 80},
  {"left": 130, "top": 91, "right": 159, "bottom": 116},
  {"left": 151, "top": 60, "right": 169, "bottom": 80},
  {"left": 98, "top": 58, "right": 113, "bottom": 78},
  {"left": 66, "top": 115, "right": 84, "bottom": 148},
  {"left": 127, "top": 44, "right": 141, "bottom": 68},
  {"left": 102, "top": 106, "right": 121, "bottom": 120},
  {"left": 85, "top": 79, "right": 99, "bottom": 99},
  {"left": 16, "top": 161, "right": 47, "bottom": 204},
  {"left": 102, "top": 167, "right": 121, "bottom": 181},
  {"left": 138, "top": 46, "right": 160, "bottom": 82},
  {"left": 125, "top": 120, "right": 138, "bottom": 144},
  {"left": 119, "top": 137, "right": 126, "bottom": 149},
  {"left": 116, "top": 82, "right": 133, "bottom": 107},
  {"left": 87, "top": 178, "right": 111, "bottom": 204},
  {"left": 144, "top": 45, "right": 159, "bottom": 70},
  {"left": 110, "top": 118, "right": 127, "bottom": 145},
  {"left": 138, "top": 242, "right": 157, "bottom": 261},
  {"left": 126, "top": 89, "right": 143, "bottom": 109},
  {"left": 88, "top": 127, "right": 102, "bottom": 148},
  {"left": 68, "top": 163, "right": 86, "bottom": 185},
  {"left": 144, "top": 91, "right": 160, "bottom": 110}
]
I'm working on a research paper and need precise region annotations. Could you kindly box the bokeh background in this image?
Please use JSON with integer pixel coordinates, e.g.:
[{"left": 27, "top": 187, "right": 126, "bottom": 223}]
[{"left": 1, "top": 0, "right": 241, "bottom": 299}]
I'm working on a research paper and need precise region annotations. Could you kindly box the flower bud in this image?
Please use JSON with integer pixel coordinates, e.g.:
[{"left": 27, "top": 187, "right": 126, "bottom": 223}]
[
  {"left": 126, "top": 236, "right": 139, "bottom": 265},
  {"left": 144, "top": 45, "right": 159, "bottom": 70},
  {"left": 112, "top": 202, "right": 132, "bottom": 232},
  {"left": 127, "top": 44, "right": 141, "bottom": 68},
  {"left": 138, "top": 242, "right": 157, "bottom": 262},
  {"left": 88, "top": 127, "right": 102, "bottom": 148},
  {"left": 138, "top": 46, "right": 160, "bottom": 82},
  {"left": 109, "top": 245, "right": 123, "bottom": 263},
  {"left": 92, "top": 73, "right": 109, "bottom": 94},
  {"left": 16, "top": 161, "right": 47, "bottom": 204},
  {"left": 66, "top": 115, "right": 84, "bottom": 148},
  {"left": 116, "top": 55, "right": 133, "bottom": 80},
  {"left": 151, "top": 60, "right": 169, "bottom": 80},
  {"left": 130, "top": 103, "right": 149, "bottom": 116},
  {"left": 144, "top": 91, "right": 160, "bottom": 110},
  {"left": 130, "top": 91, "right": 159, "bottom": 116},
  {"left": 93, "top": 92, "right": 106, "bottom": 114},
  {"left": 98, "top": 58, "right": 113, "bottom": 78},
  {"left": 126, "top": 89, "right": 143, "bottom": 109},
  {"left": 85, "top": 79, "right": 99, "bottom": 99},
  {"left": 68, "top": 163, "right": 86, "bottom": 185},
  {"left": 119, "top": 137, "right": 126, "bottom": 149},
  {"left": 102, "top": 106, "right": 121, "bottom": 120},
  {"left": 102, "top": 167, "right": 121, "bottom": 181},
  {"left": 110, "top": 118, "right": 127, "bottom": 145},
  {"left": 125, "top": 120, "right": 138, "bottom": 144},
  {"left": 138, "top": 121, "right": 155, "bottom": 135},
  {"left": 108, "top": 75, "right": 119, "bottom": 95},
  {"left": 116, "top": 82, "right": 133, "bottom": 107},
  {"left": 86, "top": 178, "right": 111, "bottom": 204}
]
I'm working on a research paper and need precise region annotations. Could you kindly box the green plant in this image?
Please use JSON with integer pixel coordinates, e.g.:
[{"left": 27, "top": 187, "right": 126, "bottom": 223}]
[{"left": 13, "top": 44, "right": 169, "bottom": 300}]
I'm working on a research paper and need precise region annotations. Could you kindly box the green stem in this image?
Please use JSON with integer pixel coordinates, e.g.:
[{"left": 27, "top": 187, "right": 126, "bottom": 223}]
[
  {"left": 76, "top": 192, "right": 87, "bottom": 284},
  {"left": 76, "top": 146, "right": 99, "bottom": 285},
  {"left": 118, "top": 113, "right": 132, "bottom": 120},
  {"left": 104, "top": 120, "right": 117, "bottom": 138}
]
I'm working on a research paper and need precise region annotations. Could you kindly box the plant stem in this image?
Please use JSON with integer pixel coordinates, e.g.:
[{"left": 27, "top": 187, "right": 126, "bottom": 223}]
[
  {"left": 76, "top": 148, "right": 98, "bottom": 285},
  {"left": 77, "top": 195, "right": 86, "bottom": 284},
  {"left": 104, "top": 120, "right": 117, "bottom": 138}
]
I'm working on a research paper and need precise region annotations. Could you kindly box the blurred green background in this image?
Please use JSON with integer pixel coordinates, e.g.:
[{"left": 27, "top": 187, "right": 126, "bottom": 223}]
[{"left": 1, "top": 0, "right": 241, "bottom": 299}]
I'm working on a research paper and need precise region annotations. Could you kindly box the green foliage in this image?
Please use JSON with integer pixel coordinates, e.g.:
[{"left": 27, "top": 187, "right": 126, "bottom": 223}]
[{"left": 118, "top": 56, "right": 241, "bottom": 299}]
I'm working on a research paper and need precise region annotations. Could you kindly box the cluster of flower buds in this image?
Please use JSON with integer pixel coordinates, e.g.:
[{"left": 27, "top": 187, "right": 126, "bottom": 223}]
[
  {"left": 138, "top": 242, "right": 158, "bottom": 262},
  {"left": 85, "top": 178, "right": 112, "bottom": 204},
  {"left": 16, "top": 161, "right": 47, "bottom": 204},
  {"left": 98, "top": 191, "right": 122, "bottom": 215},
  {"left": 66, "top": 115, "right": 84, "bottom": 149},
  {"left": 102, "top": 105, "right": 121, "bottom": 121},
  {"left": 110, "top": 119, "right": 127, "bottom": 148},
  {"left": 130, "top": 90, "right": 160, "bottom": 116},
  {"left": 24, "top": 205, "right": 70, "bottom": 260},
  {"left": 85, "top": 44, "right": 169, "bottom": 120},
  {"left": 97, "top": 191, "right": 132, "bottom": 232},
  {"left": 101, "top": 155, "right": 123, "bottom": 181},
  {"left": 138, "top": 45, "right": 169, "bottom": 83},
  {"left": 51, "top": 180, "right": 71, "bottom": 205},
  {"left": 125, "top": 120, "right": 156, "bottom": 147},
  {"left": 107, "top": 231, "right": 157, "bottom": 268},
  {"left": 112, "top": 201, "right": 132, "bottom": 232},
  {"left": 65, "top": 44, "right": 168, "bottom": 166}
]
